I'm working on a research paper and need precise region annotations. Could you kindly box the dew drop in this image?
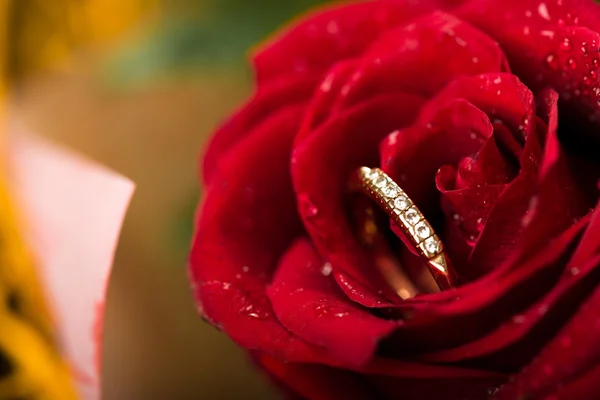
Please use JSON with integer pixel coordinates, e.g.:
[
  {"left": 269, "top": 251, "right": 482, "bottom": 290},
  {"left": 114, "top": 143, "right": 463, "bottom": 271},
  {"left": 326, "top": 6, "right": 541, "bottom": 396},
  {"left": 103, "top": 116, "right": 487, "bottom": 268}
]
[
  {"left": 545, "top": 53, "right": 559, "bottom": 70},
  {"left": 513, "top": 314, "right": 527, "bottom": 324},
  {"left": 320, "top": 74, "right": 335, "bottom": 93},
  {"left": 593, "top": 58, "right": 600, "bottom": 67},
  {"left": 570, "top": 267, "right": 580, "bottom": 275},
  {"left": 326, "top": 20, "right": 340, "bottom": 35},
  {"left": 242, "top": 265, "right": 250, "bottom": 273},
  {"left": 537, "top": 3, "right": 551, "bottom": 20},
  {"left": 582, "top": 75, "right": 592, "bottom": 86},
  {"left": 590, "top": 70, "right": 598, "bottom": 79},
  {"left": 467, "top": 235, "right": 477, "bottom": 246},
  {"left": 566, "top": 57, "right": 577, "bottom": 69},
  {"left": 299, "top": 195, "right": 319, "bottom": 218},
  {"left": 321, "top": 262, "right": 333, "bottom": 276},
  {"left": 560, "top": 37, "right": 572, "bottom": 51},
  {"left": 582, "top": 42, "right": 588, "bottom": 55}
]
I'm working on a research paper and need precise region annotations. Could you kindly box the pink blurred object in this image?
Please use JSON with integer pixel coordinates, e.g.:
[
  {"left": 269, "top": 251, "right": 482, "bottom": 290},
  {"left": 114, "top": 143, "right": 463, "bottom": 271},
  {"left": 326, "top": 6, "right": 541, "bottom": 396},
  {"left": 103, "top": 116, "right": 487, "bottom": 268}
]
[{"left": 6, "top": 124, "right": 135, "bottom": 400}]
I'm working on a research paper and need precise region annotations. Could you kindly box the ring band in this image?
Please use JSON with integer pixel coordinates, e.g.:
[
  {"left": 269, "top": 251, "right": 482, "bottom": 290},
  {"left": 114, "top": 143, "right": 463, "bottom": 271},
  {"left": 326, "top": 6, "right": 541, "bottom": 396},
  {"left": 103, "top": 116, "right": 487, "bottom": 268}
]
[{"left": 354, "top": 167, "right": 458, "bottom": 291}]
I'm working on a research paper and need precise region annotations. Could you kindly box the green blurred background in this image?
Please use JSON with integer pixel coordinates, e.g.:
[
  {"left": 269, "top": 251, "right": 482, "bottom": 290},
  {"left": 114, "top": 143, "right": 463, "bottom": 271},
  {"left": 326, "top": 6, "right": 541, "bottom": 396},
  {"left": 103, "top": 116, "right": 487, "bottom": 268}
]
[{"left": 6, "top": 0, "right": 327, "bottom": 398}]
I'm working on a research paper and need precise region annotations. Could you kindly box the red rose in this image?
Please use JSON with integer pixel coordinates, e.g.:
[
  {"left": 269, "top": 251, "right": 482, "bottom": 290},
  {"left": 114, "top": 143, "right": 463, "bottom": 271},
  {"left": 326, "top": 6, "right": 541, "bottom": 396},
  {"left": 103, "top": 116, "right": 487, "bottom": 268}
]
[{"left": 190, "top": 0, "right": 600, "bottom": 398}]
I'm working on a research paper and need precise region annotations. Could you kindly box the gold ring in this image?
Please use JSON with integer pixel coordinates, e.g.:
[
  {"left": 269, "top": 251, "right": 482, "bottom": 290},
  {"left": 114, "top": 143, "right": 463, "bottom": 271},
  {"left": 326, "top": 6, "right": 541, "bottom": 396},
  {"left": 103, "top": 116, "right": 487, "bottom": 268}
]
[{"left": 354, "top": 166, "right": 458, "bottom": 292}]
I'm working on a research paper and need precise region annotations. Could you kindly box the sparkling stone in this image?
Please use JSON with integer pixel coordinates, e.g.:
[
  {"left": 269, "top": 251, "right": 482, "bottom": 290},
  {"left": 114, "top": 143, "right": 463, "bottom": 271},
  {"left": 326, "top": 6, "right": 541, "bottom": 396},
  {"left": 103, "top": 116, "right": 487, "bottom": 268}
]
[
  {"left": 381, "top": 185, "right": 399, "bottom": 197},
  {"left": 366, "top": 169, "right": 379, "bottom": 179},
  {"left": 374, "top": 176, "right": 388, "bottom": 188},
  {"left": 424, "top": 237, "right": 441, "bottom": 254},
  {"left": 393, "top": 195, "right": 410, "bottom": 210},
  {"left": 415, "top": 221, "right": 431, "bottom": 239},
  {"left": 404, "top": 208, "right": 420, "bottom": 225}
]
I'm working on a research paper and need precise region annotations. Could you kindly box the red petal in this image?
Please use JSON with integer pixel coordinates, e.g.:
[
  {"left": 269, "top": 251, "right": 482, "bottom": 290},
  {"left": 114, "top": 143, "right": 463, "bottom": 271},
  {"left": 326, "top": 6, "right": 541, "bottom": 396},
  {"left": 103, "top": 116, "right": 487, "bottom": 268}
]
[
  {"left": 420, "top": 241, "right": 600, "bottom": 371},
  {"left": 190, "top": 104, "right": 328, "bottom": 363},
  {"left": 334, "top": 11, "right": 509, "bottom": 112},
  {"left": 516, "top": 89, "right": 594, "bottom": 258},
  {"left": 259, "top": 352, "right": 505, "bottom": 400},
  {"left": 496, "top": 267, "right": 600, "bottom": 399},
  {"left": 292, "top": 93, "right": 425, "bottom": 307},
  {"left": 381, "top": 98, "right": 495, "bottom": 213},
  {"left": 202, "top": 73, "right": 319, "bottom": 185},
  {"left": 458, "top": 0, "right": 600, "bottom": 119},
  {"left": 548, "top": 363, "right": 600, "bottom": 400},
  {"left": 379, "top": 217, "right": 588, "bottom": 356},
  {"left": 297, "top": 59, "right": 357, "bottom": 140},
  {"left": 258, "top": 354, "right": 375, "bottom": 400},
  {"left": 362, "top": 358, "right": 505, "bottom": 400},
  {"left": 267, "top": 239, "right": 398, "bottom": 367},
  {"left": 253, "top": 0, "right": 441, "bottom": 84}
]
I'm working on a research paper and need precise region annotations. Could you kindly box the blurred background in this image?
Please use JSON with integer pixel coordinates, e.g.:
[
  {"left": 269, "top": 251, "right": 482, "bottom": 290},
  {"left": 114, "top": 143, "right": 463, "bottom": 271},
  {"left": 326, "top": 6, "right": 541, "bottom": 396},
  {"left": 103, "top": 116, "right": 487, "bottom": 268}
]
[{"left": 1, "top": 0, "right": 326, "bottom": 398}]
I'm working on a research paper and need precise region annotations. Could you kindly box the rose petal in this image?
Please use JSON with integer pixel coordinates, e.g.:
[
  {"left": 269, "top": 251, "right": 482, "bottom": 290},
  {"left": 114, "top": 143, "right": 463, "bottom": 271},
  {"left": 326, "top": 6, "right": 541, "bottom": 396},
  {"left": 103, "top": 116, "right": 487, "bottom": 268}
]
[
  {"left": 191, "top": 104, "right": 329, "bottom": 363},
  {"left": 268, "top": 239, "right": 398, "bottom": 367},
  {"left": 496, "top": 267, "right": 600, "bottom": 399},
  {"left": 381, "top": 98, "right": 495, "bottom": 214},
  {"left": 379, "top": 217, "right": 587, "bottom": 357},
  {"left": 516, "top": 89, "right": 595, "bottom": 257},
  {"left": 257, "top": 354, "right": 376, "bottom": 400},
  {"left": 297, "top": 60, "right": 357, "bottom": 140},
  {"left": 547, "top": 363, "right": 600, "bottom": 400},
  {"left": 419, "top": 239, "right": 600, "bottom": 371},
  {"left": 334, "top": 11, "right": 509, "bottom": 112},
  {"left": 362, "top": 358, "right": 505, "bottom": 400},
  {"left": 458, "top": 0, "right": 600, "bottom": 121},
  {"left": 292, "top": 93, "right": 425, "bottom": 307},
  {"left": 253, "top": 0, "right": 442, "bottom": 84},
  {"left": 202, "top": 73, "right": 320, "bottom": 185}
]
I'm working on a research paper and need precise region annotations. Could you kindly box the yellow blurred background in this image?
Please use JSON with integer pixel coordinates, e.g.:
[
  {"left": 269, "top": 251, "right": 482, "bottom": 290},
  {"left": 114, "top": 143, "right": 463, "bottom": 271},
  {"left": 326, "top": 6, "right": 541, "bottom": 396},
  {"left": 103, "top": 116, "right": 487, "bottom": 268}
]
[{"left": 1, "top": 0, "right": 325, "bottom": 398}]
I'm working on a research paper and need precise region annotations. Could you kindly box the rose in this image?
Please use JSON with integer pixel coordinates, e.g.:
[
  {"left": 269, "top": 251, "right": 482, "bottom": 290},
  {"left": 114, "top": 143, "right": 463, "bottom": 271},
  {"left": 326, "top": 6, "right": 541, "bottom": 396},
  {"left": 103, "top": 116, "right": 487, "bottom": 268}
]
[{"left": 189, "top": 0, "right": 600, "bottom": 398}]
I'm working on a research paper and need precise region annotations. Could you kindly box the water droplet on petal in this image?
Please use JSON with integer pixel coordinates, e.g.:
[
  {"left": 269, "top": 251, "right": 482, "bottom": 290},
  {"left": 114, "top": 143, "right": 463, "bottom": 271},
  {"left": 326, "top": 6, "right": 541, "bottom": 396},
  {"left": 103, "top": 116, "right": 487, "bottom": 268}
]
[
  {"left": 545, "top": 53, "right": 559, "bottom": 69},
  {"left": 560, "top": 37, "right": 572, "bottom": 51},
  {"left": 582, "top": 75, "right": 592, "bottom": 86},
  {"left": 513, "top": 314, "right": 526, "bottom": 324},
  {"left": 326, "top": 20, "right": 340, "bottom": 35},
  {"left": 566, "top": 57, "right": 577, "bottom": 69},
  {"left": 570, "top": 267, "right": 580, "bottom": 275},
  {"left": 321, "top": 262, "right": 333, "bottom": 276},
  {"left": 538, "top": 3, "right": 551, "bottom": 20}
]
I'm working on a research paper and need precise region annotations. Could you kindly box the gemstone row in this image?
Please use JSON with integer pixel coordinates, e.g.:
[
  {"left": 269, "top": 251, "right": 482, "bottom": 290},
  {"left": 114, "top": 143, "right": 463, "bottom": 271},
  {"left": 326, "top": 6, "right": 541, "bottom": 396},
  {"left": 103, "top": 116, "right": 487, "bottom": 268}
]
[{"left": 359, "top": 167, "right": 442, "bottom": 259}]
